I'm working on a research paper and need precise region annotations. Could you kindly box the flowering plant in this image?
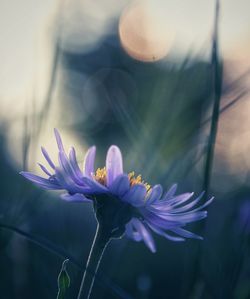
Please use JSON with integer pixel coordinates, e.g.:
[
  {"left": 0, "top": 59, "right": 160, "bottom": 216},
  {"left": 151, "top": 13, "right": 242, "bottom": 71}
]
[{"left": 21, "top": 129, "right": 213, "bottom": 298}]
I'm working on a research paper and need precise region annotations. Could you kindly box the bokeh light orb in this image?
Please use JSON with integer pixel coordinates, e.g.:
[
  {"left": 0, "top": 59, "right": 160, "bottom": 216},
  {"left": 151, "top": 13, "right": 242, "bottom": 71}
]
[{"left": 119, "top": 0, "right": 174, "bottom": 62}]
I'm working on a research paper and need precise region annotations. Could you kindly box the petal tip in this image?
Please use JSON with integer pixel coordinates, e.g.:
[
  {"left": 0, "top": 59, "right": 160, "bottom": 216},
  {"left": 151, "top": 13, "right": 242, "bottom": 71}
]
[
  {"left": 20, "top": 171, "right": 30, "bottom": 178},
  {"left": 109, "top": 144, "right": 121, "bottom": 151},
  {"left": 84, "top": 146, "right": 97, "bottom": 177},
  {"left": 53, "top": 127, "right": 59, "bottom": 135},
  {"left": 107, "top": 145, "right": 122, "bottom": 159},
  {"left": 90, "top": 145, "right": 96, "bottom": 154},
  {"left": 54, "top": 128, "right": 64, "bottom": 151},
  {"left": 151, "top": 247, "right": 157, "bottom": 253},
  {"left": 209, "top": 196, "right": 215, "bottom": 203},
  {"left": 106, "top": 145, "right": 123, "bottom": 187}
]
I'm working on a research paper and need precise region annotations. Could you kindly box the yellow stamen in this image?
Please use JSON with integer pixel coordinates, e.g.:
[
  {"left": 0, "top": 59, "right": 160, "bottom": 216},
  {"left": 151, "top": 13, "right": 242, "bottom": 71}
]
[
  {"left": 128, "top": 171, "right": 151, "bottom": 192},
  {"left": 94, "top": 167, "right": 107, "bottom": 185},
  {"left": 94, "top": 168, "right": 151, "bottom": 192}
]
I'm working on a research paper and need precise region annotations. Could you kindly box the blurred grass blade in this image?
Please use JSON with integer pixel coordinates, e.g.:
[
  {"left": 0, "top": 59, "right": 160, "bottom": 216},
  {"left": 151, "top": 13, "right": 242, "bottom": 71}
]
[
  {"left": 57, "top": 259, "right": 70, "bottom": 299},
  {"left": 203, "top": 0, "right": 222, "bottom": 194}
]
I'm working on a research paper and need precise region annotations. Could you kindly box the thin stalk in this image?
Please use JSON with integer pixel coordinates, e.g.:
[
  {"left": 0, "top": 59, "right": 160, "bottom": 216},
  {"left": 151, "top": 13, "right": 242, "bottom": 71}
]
[
  {"left": 0, "top": 223, "right": 132, "bottom": 299},
  {"left": 185, "top": 1, "right": 222, "bottom": 297},
  {"left": 203, "top": 0, "right": 221, "bottom": 194},
  {"left": 77, "top": 224, "right": 110, "bottom": 299}
]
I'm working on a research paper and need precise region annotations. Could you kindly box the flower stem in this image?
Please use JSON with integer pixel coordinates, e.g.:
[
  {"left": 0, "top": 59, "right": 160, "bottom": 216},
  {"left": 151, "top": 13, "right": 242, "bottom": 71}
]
[
  {"left": 77, "top": 224, "right": 110, "bottom": 299},
  {"left": 0, "top": 223, "right": 132, "bottom": 299}
]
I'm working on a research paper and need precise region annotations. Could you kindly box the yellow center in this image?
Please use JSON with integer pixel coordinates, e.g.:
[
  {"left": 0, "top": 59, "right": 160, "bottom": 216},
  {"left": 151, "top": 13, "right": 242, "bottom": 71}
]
[
  {"left": 94, "top": 167, "right": 107, "bottom": 185},
  {"left": 128, "top": 171, "right": 151, "bottom": 192},
  {"left": 94, "top": 167, "right": 151, "bottom": 192}
]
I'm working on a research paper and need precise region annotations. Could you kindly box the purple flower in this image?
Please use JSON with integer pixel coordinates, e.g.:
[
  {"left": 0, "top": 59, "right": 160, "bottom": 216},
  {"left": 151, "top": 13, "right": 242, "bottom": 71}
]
[{"left": 21, "top": 129, "right": 213, "bottom": 253}]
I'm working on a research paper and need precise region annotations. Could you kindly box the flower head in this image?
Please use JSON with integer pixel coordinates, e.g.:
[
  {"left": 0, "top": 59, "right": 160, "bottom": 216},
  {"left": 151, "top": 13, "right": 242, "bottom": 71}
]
[{"left": 21, "top": 129, "right": 213, "bottom": 253}]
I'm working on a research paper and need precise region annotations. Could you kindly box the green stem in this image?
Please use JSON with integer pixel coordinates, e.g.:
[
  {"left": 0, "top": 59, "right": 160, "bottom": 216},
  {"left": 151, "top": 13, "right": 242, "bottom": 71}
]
[
  {"left": 0, "top": 223, "right": 132, "bottom": 299},
  {"left": 77, "top": 224, "right": 110, "bottom": 299}
]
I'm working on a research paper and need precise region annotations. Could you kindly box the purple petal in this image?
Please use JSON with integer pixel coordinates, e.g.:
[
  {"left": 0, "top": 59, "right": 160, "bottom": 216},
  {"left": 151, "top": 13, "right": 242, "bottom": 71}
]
[
  {"left": 170, "top": 227, "right": 202, "bottom": 240},
  {"left": 149, "top": 210, "right": 208, "bottom": 225},
  {"left": 41, "top": 146, "right": 55, "bottom": 169},
  {"left": 54, "top": 128, "right": 65, "bottom": 152},
  {"left": 170, "top": 193, "right": 214, "bottom": 214},
  {"left": 55, "top": 168, "right": 90, "bottom": 194},
  {"left": 186, "top": 196, "right": 214, "bottom": 213},
  {"left": 58, "top": 151, "right": 84, "bottom": 186},
  {"left": 69, "top": 147, "right": 83, "bottom": 177},
  {"left": 125, "top": 220, "right": 142, "bottom": 242},
  {"left": 38, "top": 163, "right": 52, "bottom": 176},
  {"left": 169, "top": 192, "right": 205, "bottom": 213},
  {"left": 106, "top": 145, "right": 123, "bottom": 187},
  {"left": 164, "top": 184, "right": 178, "bottom": 199},
  {"left": 131, "top": 218, "right": 156, "bottom": 253},
  {"left": 82, "top": 176, "right": 108, "bottom": 193},
  {"left": 110, "top": 174, "right": 130, "bottom": 197},
  {"left": 146, "top": 185, "right": 163, "bottom": 205},
  {"left": 169, "top": 193, "right": 195, "bottom": 208},
  {"left": 20, "top": 171, "right": 61, "bottom": 190},
  {"left": 147, "top": 222, "right": 185, "bottom": 242},
  {"left": 122, "top": 184, "right": 147, "bottom": 207},
  {"left": 84, "top": 146, "right": 96, "bottom": 177},
  {"left": 152, "top": 192, "right": 194, "bottom": 210},
  {"left": 142, "top": 210, "right": 184, "bottom": 228},
  {"left": 60, "top": 193, "right": 92, "bottom": 203},
  {"left": 54, "top": 168, "right": 75, "bottom": 191}
]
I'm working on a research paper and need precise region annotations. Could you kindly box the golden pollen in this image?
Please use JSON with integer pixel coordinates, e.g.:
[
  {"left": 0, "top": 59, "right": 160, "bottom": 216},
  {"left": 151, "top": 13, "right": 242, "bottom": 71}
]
[
  {"left": 94, "top": 167, "right": 151, "bottom": 192},
  {"left": 128, "top": 171, "right": 151, "bottom": 192},
  {"left": 94, "top": 167, "right": 107, "bottom": 185}
]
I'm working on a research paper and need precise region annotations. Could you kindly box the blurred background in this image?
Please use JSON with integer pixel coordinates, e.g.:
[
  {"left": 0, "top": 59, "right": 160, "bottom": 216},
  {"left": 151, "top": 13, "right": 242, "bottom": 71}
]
[{"left": 0, "top": 0, "right": 250, "bottom": 298}]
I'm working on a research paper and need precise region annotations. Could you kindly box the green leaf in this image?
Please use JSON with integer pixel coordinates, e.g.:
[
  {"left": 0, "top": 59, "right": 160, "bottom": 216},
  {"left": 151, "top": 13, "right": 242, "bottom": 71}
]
[{"left": 57, "top": 259, "right": 70, "bottom": 299}]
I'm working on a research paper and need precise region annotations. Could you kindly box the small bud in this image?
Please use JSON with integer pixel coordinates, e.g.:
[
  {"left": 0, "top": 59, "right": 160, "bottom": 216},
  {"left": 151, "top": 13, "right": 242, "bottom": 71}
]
[{"left": 57, "top": 259, "right": 70, "bottom": 299}]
